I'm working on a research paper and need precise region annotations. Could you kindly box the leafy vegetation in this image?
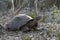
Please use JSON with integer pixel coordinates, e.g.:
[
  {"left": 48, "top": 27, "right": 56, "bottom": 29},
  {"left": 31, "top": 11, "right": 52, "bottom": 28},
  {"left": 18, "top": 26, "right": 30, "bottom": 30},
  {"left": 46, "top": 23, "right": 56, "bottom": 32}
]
[
  {"left": 48, "top": 27, "right": 53, "bottom": 33},
  {"left": 57, "top": 32, "right": 60, "bottom": 40},
  {"left": 52, "top": 5, "right": 58, "bottom": 19},
  {"left": 28, "top": 11, "right": 37, "bottom": 18}
]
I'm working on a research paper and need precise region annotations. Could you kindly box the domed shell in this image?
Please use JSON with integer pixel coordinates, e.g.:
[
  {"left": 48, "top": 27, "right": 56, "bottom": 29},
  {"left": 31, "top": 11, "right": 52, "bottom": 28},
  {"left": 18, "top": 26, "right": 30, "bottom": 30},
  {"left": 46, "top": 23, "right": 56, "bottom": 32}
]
[{"left": 6, "top": 14, "right": 33, "bottom": 30}]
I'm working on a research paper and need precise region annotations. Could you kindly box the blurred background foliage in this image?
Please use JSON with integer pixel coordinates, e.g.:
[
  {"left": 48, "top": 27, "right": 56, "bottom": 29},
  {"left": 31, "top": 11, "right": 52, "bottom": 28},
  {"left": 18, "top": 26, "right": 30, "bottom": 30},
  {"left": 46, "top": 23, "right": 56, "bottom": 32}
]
[{"left": 0, "top": 0, "right": 60, "bottom": 25}]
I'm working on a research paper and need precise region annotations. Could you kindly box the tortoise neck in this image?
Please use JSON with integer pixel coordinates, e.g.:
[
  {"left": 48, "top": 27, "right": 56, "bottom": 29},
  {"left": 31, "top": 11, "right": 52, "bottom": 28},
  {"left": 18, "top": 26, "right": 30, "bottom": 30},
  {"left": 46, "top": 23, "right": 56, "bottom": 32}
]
[{"left": 34, "top": 16, "right": 42, "bottom": 21}]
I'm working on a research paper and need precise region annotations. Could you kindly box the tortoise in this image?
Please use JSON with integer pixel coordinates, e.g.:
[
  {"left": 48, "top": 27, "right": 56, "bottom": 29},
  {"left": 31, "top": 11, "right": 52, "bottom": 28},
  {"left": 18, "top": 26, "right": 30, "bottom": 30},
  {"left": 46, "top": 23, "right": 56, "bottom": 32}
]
[{"left": 6, "top": 14, "right": 42, "bottom": 32}]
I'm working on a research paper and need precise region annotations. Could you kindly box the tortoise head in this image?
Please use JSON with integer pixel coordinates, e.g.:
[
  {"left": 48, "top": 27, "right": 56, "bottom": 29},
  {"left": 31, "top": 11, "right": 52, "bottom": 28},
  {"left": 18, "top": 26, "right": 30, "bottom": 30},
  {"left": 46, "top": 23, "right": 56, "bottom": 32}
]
[
  {"left": 27, "top": 15, "right": 43, "bottom": 27},
  {"left": 28, "top": 15, "right": 43, "bottom": 23},
  {"left": 33, "top": 15, "right": 43, "bottom": 21}
]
